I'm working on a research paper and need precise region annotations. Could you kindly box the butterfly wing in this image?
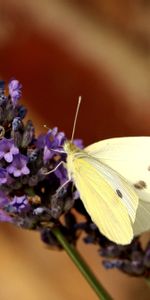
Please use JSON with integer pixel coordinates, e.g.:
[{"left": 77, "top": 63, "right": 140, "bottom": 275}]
[
  {"left": 133, "top": 199, "right": 150, "bottom": 236},
  {"left": 85, "top": 137, "right": 150, "bottom": 202},
  {"left": 70, "top": 154, "right": 134, "bottom": 244}
]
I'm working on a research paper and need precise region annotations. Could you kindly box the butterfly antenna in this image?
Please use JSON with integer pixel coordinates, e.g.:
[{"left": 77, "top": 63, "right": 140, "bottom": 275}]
[{"left": 71, "top": 96, "right": 82, "bottom": 142}]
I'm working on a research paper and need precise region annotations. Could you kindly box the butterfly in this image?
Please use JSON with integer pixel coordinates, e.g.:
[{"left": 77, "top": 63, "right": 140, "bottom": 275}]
[
  {"left": 63, "top": 136, "right": 150, "bottom": 245},
  {"left": 49, "top": 98, "right": 150, "bottom": 245}
]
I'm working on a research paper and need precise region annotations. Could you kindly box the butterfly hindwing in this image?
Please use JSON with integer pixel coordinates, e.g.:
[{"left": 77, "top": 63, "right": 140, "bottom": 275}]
[
  {"left": 85, "top": 137, "right": 150, "bottom": 202},
  {"left": 133, "top": 200, "right": 150, "bottom": 236}
]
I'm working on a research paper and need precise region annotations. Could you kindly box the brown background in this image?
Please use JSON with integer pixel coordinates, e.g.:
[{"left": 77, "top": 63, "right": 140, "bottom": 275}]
[{"left": 0, "top": 1, "right": 150, "bottom": 299}]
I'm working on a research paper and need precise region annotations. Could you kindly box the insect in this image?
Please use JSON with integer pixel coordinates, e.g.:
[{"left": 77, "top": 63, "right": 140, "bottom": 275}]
[{"left": 49, "top": 97, "right": 150, "bottom": 245}]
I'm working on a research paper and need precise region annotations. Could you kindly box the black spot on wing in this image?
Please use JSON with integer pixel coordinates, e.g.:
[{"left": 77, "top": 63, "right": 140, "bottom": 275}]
[
  {"left": 134, "top": 180, "right": 147, "bottom": 190},
  {"left": 116, "top": 189, "right": 123, "bottom": 198}
]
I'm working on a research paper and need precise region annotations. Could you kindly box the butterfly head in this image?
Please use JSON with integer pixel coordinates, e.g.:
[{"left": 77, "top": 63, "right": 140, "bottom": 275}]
[{"left": 63, "top": 140, "right": 78, "bottom": 155}]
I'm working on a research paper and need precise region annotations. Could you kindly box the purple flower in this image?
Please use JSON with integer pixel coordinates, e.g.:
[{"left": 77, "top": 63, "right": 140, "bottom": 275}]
[
  {"left": 0, "top": 191, "right": 9, "bottom": 207},
  {"left": 9, "top": 195, "right": 30, "bottom": 213},
  {"left": 43, "top": 146, "right": 52, "bottom": 163},
  {"left": 8, "top": 79, "right": 22, "bottom": 106},
  {"left": 12, "top": 117, "right": 23, "bottom": 131},
  {"left": 7, "top": 154, "right": 30, "bottom": 177},
  {"left": 36, "top": 133, "right": 46, "bottom": 149},
  {"left": 0, "top": 190, "right": 12, "bottom": 222},
  {"left": 0, "top": 209, "right": 12, "bottom": 222},
  {"left": 0, "top": 138, "right": 19, "bottom": 162},
  {"left": 36, "top": 128, "right": 59, "bottom": 150},
  {"left": 55, "top": 163, "right": 68, "bottom": 185},
  {"left": 46, "top": 127, "right": 65, "bottom": 148},
  {"left": 73, "top": 139, "right": 84, "bottom": 149},
  {"left": 42, "top": 127, "right": 66, "bottom": 163},
  {"left": 0, "top": 168, "right": 8, "bottom": 184},
  {"left": 37, "top": 128, "right": 83, "bottom": 163}
]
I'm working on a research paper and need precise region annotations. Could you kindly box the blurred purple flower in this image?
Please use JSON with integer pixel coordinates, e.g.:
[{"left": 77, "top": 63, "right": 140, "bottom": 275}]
[
  {"left": 73, "top": 139, "right": 84, "bottom": 149},
  {"left": 9, "top": 195, "right": 30, "bottom": 213},
  {"left": 8, "top": 79, "right": 22, "bottom": 106},
  {"left": 0, "top": 209, "right": 12, "bottom": 222},
  {"left": 0, "top": 190, "right": 12, "bottom": 222},
  {"left": 55, "top": 163, "right": 68, "bottom": 185},
  {"left": 0, "top": 138, "right": 19, "bottom": 162},
  {"left": 43, "top": 146, "right": 52, "bottom": 163},
  {"left": 7, "top": 154, "right": 30, "bottom": 177},
  {"left": 36, "top": 133, "right": 46, "bottom": 149},
  {"left": 0, "top": 191, "right": 9, "bottom": 207},
  {"left": 0, "top": 168, "right": 8, "bottom": 184},
  {"left": 12, "top": 117, "right": 23, "bottom": 131}
]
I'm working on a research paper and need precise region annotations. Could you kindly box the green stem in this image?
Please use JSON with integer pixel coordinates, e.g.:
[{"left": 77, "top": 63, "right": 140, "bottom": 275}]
[{"left": 52, "top": 227, "right": 113, "bottom": 300}]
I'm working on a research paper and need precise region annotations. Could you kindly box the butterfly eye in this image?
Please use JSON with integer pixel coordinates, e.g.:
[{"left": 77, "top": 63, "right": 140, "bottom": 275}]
[
  {"left": 134, "top": 180, "right": 147, "bottom": 190},
  {"left": 116, "top": 189, "right": 123, "bottom": 199}
]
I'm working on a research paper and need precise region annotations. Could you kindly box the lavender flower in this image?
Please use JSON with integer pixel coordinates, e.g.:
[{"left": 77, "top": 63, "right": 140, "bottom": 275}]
[
  {"left": 55, "top": 163, "right": 68, "bottom": 185},
  {"left": 12, "top": 117, "right": 23, "bottom": 131},
  {"left": 7, "top": 154, "right": 30, "bottom": 177},
  {"left": 0, "top": 138, "right": 19, "bottom": 162},
  {"left": 7, "top": 195, "right": 30, "bottom": 213},
  {"left": 0, "top": 168, "right": 8, "bottom": 184},
  {"left": 0, "top": 190, "right": 9, "bottom": 207},
  {"left": 8, "top": 79, "right": 22, "bottom": 106},
  {"left": 43, "top": 127, "right": 65, "bottom": 163},
  {"left": 0, "top": 191, "right": 12, "bottom": 222},
  {"left": 22, "top": 120, "right": 35, "bottom": 148},
  {"left": 0, "top": 209, "right": 12, "bottom": 222}
]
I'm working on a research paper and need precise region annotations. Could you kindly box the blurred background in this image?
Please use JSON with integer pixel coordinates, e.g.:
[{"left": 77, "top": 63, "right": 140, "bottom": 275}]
[{"left": 0, "top": 0, "right": 150, "bottom": 299}]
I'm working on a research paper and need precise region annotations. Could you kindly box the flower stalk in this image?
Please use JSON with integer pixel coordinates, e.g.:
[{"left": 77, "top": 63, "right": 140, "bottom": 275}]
[{"left": 52, "top": 227, "right": 113, "bottom": 300}]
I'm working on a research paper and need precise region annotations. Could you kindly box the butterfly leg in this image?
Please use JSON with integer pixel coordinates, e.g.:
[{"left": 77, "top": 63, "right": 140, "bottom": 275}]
[
  {"left": 43, "top": 161, "right": 66, "bottom": 175},
  {"left": 42, "top": 159, "right": 71, "bottom": 194},
  {"left": 56, "top": 179, "right": 71, "bottom": 195}
]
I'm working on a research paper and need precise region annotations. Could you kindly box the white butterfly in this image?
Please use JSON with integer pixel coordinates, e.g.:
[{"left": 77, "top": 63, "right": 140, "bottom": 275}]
[
  {"left": 63, "top": 137, "right": 150, "bottom": 245},
  {"left": 48, "top": 98, "right": 150, "bottom": 245}
]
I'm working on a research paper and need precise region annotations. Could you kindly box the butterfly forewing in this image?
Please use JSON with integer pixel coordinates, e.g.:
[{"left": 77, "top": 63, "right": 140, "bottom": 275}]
[
  {"left": 84, "top": 155, "right": 139, "bottom": 223},
  {"left": 69, "top": 153, "right": 133, "bottom": 245}
]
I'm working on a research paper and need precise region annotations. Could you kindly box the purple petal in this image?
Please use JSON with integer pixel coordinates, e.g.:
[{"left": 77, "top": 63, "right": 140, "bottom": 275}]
[
  {"left": 73, "top": 139, "right": 84, "bottom": 149},
  {"left": 0, "top": 151, "right": 4, "bottom": 159},
  {"left": 4, "top": 152, "right": 13, "bottom": 163},
  {"left": 48, "top": 127, "right": 58, "bottom": 136},
  {"left": 21, "top": 166, "right": 30, "bottom": 175},
  {"left": 8, "top": 79, "right": 22, "bottom": 106},
  {"left": 56, "top": 132, "right": 65, "bottom": 146},
  {"left": 11, "top": 145, "right": 19, "bottom": 155},
  {"left": 0, "top": 168, "right": 8, "bottom": 184},
  {"left": 0, "top": 210, "right": 12, "bottom": 222},
  {"left": 9, "top": 79, "right": 21, "bottom": 90},
  {"left": 7, "top": 165, "right": 15, "bottom": 174},
  {"left": 43, "top": 146, "right": 53, "bottom": 163},
  {"left": 0, "top": 177, "right": 7, "bottom": 184},
  {"left": 36, "top": 133, "right": 46, "bottom": 149},
  {"left": 14, "top": 170, "right": 22, "bottom": 177},
  {"left": 0, "top": 191, "right": 9, "bottom": 207}
]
